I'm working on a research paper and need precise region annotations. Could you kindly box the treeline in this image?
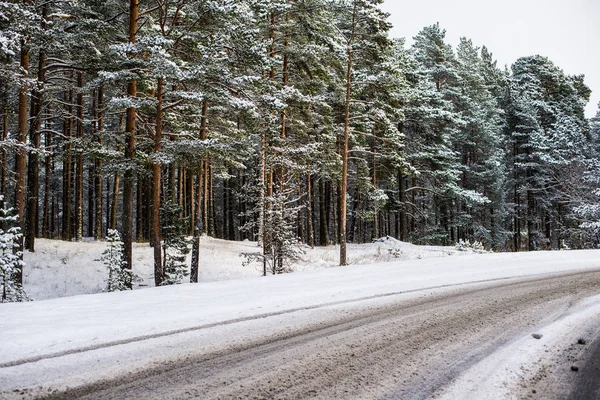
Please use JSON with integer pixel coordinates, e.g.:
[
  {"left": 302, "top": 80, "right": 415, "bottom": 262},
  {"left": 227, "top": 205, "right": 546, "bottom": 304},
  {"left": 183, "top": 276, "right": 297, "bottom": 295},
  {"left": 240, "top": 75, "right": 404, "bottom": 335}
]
[{"left": 1, "top": 0, "right": 599, "bottom": 286}]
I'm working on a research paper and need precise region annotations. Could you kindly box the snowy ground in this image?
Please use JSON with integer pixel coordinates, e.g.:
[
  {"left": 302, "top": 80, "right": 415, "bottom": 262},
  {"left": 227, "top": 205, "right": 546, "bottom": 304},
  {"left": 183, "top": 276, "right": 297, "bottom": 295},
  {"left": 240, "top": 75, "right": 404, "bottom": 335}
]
[
  {"left": 23, "top": 236, "right": 459, "bottom": 300},
  {"left": 3, "top": 240, "right": 600, "bottom": 398}
]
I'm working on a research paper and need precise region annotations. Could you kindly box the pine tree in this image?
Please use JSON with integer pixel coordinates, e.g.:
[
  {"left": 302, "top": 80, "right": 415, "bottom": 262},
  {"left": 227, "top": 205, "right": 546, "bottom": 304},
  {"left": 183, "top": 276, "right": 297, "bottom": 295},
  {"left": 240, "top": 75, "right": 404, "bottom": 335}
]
[
  {"left": 506, "top": 56, "right": 591, "bottom": 250},
  {"left": 102, "top": 229, "right": 133, "bottom": 292},
  {"left": 160, "top": 201, "right": 190, "bottom": 285},
  {"left": 404, "top": 23, "right": 464, "bottom": 245},
  {"left": 0, "top": 196, "right": 28, "bottom": 302}
]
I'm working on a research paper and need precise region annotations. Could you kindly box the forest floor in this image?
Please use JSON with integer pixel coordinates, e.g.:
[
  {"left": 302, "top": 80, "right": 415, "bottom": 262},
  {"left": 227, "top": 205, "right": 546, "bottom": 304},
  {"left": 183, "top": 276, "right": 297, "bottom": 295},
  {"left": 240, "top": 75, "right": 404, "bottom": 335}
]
[
  {"left": 2, "top": 240, "right": 600, "bottom": 398},
  {"left": 22, "top": 236, "right": 462, "bottom": 300}
]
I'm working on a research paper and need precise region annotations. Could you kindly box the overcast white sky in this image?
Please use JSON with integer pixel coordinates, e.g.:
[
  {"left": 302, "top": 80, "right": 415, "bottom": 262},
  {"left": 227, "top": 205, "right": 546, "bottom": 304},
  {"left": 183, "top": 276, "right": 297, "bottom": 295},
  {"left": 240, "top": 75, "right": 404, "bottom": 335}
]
[{"left": 381, "top": 0, "right": 600, "bottom": 118}]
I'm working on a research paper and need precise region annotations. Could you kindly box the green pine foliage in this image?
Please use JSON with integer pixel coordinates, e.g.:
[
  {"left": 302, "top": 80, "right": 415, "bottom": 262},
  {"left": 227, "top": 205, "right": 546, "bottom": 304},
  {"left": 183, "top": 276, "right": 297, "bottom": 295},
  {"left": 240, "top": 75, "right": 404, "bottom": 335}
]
[
  {"left": 160, "top": 202, "right": 190, "bottom": 285},
  {"left": 1, "top": 0, "right": 599, "bottom": 289},
  {"left": 0, "top": 196, "right": 29, "bottom": 302},
  {"left": 102, "top": 230, "right": 134, "bottom": 292}
]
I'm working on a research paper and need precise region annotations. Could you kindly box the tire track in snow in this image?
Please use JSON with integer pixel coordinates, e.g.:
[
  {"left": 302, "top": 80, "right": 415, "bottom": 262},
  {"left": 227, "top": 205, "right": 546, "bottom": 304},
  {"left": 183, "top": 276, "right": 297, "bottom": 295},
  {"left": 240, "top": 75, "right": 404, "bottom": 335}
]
[{"left": 0, "top": 273, "right": 534, "bottom": 369}]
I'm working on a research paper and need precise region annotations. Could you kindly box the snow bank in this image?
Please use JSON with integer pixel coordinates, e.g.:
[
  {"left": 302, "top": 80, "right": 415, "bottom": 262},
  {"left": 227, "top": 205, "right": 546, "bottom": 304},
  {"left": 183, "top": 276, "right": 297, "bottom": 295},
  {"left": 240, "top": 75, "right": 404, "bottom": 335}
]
[{"left": 23, "top": 237, "right": 460, "bottom": 300}]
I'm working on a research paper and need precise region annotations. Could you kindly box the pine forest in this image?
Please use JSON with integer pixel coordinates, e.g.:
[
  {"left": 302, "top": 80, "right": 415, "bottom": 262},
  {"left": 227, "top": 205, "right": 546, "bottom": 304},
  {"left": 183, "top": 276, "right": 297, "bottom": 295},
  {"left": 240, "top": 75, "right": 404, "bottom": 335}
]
[{"left": 1, "top": 0, "right": 600, "bottom": 293}]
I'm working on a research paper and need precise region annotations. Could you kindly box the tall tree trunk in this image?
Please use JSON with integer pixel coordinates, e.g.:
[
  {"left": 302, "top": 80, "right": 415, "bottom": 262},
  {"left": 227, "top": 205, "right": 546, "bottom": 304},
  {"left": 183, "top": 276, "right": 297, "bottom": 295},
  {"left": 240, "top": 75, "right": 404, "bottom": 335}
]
[
  {"left": 25, "top": 6, "right": 47, "bottom": 251},
  {"left": 190, "top": 99, "right": 208, "bottom": 282},
  {"left": 223, "top": 175, "right": 229, "bottom": 239},
  {"left": 168, "top": 165, "right": 176, "bottom": 202},
  {"left": 306, "top": 175, "right": 314, "bottom": 248},
  {"left": 75, "top": 72, "right": 84, "bottom": 242},
  {"left": 551, "top": 205, "right": 559, "bottom": 250},
  {"left": 87, "top": 165, "right": 94, "bottom": 237},
  {"left": 190, "top": 166, "right": 201, "bottom": 283},
  {"left": 228, "top": 170, "right": 236, "bottom": 240},
  {"left": 50, "top": 179, "right": 56, "bottom": 238},
  {"left": 260, "top": 118, "right": 267, "bottom": 275},
  {"left": 178, "top": 167, "right": 184, "bottom": 208},
  {"left": 319, "top": 179, "right": 328, "bottom": 246},
  {"left": 123, "top": 0, "right": 139, "bottom": 278},
  {"left": 339, "top": 0, "right": 357, "bottom": 266},
  {"left": 15, "top": 11, "right": 29, "bottom": 285},
  {"left": 62, "top": 86, "right": 73, "bottom": 241},
  {"left": 136, "top": 173, "right": 143, "bottom": 241},
  {"left": 398, "top": 171, "right": 407, "bottom": 241},
  {"left": 188, "top": 169, "right": 195, "bottom": 236},
  {"left": 152, "top": 77, "right": 163, "bottom": 286},
  {"left": 110, "top": 174, "right": 120, "bottom": 230},
  {"left": 372, "top": 138, "right": 378, "bottom": 240},
  {"left": 0, "top": 91, "right": 8, "bottom": 211},
  {"left": 95, "top": 86, "right": 104, "bottom": 240},
  {"left": 208, "top": 165, "right": 215, "bottom": 236},
  {"left": 42, "top": 143, "right": 52, "bottom": 238},
  {"left": 527, "top": 189, "right": 534, "bottom": 251}
]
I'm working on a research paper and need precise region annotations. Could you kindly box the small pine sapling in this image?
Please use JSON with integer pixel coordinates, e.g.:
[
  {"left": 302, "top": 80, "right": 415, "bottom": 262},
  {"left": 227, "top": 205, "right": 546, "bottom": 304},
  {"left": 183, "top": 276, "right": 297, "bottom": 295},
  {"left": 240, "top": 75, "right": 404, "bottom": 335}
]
[
  {"left": 0, "top": 196, "right": 29, "bottom": 302},
  {"left": 241, "top": 190, "right": 305, "bottom": 275},
  {"left": 102, "top": 229, "right": 134, "bottom": 291},
  {"left": 160, "top": 201, "right": 190, "bottom": 285}
]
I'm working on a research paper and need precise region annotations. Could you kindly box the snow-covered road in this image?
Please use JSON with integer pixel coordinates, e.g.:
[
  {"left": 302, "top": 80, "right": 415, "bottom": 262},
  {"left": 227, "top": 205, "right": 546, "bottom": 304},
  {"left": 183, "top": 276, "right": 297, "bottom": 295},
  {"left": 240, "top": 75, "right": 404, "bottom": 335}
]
[{"left": 2, "top": 250, "right": 600, "bottom": 398}]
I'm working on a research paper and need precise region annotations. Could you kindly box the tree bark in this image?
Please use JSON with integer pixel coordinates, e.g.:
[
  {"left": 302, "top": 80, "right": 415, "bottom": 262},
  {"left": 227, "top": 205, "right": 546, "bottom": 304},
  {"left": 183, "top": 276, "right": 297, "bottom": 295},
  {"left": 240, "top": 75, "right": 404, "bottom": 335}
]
[
  {"left": 319, "top": 179, "right": 328, "bottom": 246},
  {"left": 75, "top": 72, "right": 84, "bottom": 242},
  {"left": 136, "top": 173, "right": 144, "bottom": 241},
  {"left": 62, "top": 85, "right": 73, "bottom": 241},
  {"left": 190, "top": 166, "right": 201, "bottom": 283},
  {"left": 95, "top": 86, "right": 104, "bottom": 240},
  {"left": 110, "top": 174, "right": 120, "bottom": 230},
  {"left": 123, "top": 0, "right": 139, "bottom": 278},
  {"left": 398, "top": 171, "right": 407, "bottom": 241},
  {"left": 152, "top": 77, "right": 163, "bottom": 286},
  {"left": 1, "top": 90, "right": 8, "bottom": 211},
  {"left": 339, "top": 0, "right": 358, "bottom": 266},
  {"left": 25, "top": 5, "right": 47, "bottom": 251},
  {"left": 15, "top": 16, "right": 29, "bottom": 283},
  {"left": 191, "top": 99, "right": 208, "bottom": 282},
  {"left": 306, "top": 175, "right": 314, "bottom": 248}
]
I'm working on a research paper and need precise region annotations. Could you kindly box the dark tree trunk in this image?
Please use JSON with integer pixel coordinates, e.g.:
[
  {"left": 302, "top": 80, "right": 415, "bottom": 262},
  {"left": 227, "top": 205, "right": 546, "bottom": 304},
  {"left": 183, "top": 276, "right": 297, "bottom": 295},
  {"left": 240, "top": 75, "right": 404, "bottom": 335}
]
[
  {"left": 62, "top": 87, "right": 73, "bottom": 241},
  {"left": 110, "top": 173, "right": 120, "bottom": 230},
  {"left": 0, "top": 91, "right": 8, "bottom": 211},
  {"left": 88, "top": 165, "right": 94, "bottom": 238},
  {"left": 136, "top": 173, "right": 143, "bottom": 241},
  {"left": 228, "top": 170, "right": 236, "bottom": 240},
  {"left": 191, "top": 99, "right": 207, "bottom": 282},
  {"left": 188, "top": 169, "right": 195, "bottom": 236},
  {"left": 15, "top": 17, "right": 29, "bottom": 285},
  {"left": 306, "top": 175, "right": 314, "bottom": 248},
  {"left": 25, "top": 13, "right": 47, "bottom": 251},
  {"left": 398, "top": 171, "right": 407, "bottom": 241},
  {"left": 75, "top": 72, "right": 84, "bottom": 241},
  {"left": 152, "top": 77, "right": 163, "bottom": 286},
  {"left": 190, "top": 167, "right": 201, "bottom": 283},
  {"left": 339, "top": 0, "right": 357, "bottom": 265},
  {"left": 208, "top": 165, "right": 215, "bottom": 236},
  {"left": 94, "top": 87, "right": 104, "bottom": 240},
  {"left": 527, "top": 190, "right": 534, "bottom": 251},
  {"left": 122, "top": 0, "right": 139, "bottom": 278},
  {"left": 319, "top": 179, "right": 328, "bottom": 246}
]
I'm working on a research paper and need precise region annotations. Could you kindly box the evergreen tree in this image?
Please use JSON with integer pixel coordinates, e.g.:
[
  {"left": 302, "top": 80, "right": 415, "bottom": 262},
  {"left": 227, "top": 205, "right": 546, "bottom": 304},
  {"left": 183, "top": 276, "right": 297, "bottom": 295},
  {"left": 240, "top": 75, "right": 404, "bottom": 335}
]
[
  {"left": 506, "top": 56, "right": 591, "bottom": 250},
  {"left": 404, "top": 23, "right": 464, "bottom": 244},
  {"left": 102, "top": 229, "right": 133, "bottom": 292},
  {"left": 0, "top": 196, "right": 28, "bottom": 302},
  {"left": 160, "top": 201, "right": 190, "bottom": 285}
]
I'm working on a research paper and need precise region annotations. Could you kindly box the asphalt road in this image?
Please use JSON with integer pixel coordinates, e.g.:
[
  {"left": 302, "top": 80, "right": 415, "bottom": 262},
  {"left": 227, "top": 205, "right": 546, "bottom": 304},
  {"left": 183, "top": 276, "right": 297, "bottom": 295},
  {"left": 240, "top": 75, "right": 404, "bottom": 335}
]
[{"left": 34, "top": 269, "right": 600, "bottom": 400}]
